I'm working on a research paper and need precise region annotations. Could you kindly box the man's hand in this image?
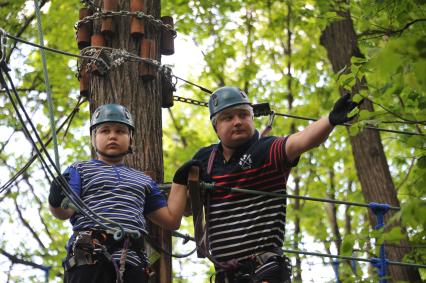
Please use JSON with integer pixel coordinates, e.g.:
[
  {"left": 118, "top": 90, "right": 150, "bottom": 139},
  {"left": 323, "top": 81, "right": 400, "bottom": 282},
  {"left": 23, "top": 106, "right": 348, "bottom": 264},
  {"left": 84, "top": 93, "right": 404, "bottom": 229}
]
[
  {"left": 173, "top": 160, "right": 202, "bottom": 185},
  {"left": 48, "top": 173, "right": 69, "bottom": 208},
  {"left": 328, "top": 93, "right": 360, "bottom": 126}
]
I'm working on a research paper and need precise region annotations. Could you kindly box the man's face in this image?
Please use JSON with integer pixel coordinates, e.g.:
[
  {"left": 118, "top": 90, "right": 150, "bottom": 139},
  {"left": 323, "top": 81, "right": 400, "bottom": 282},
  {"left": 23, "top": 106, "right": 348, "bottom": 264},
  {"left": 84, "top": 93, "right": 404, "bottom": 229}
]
[
  {"left": 93, "top": 122, "right": 130, "bottom": 156},
  {"left": 215, "top": 108, "right": 255, "bottom": 148}
]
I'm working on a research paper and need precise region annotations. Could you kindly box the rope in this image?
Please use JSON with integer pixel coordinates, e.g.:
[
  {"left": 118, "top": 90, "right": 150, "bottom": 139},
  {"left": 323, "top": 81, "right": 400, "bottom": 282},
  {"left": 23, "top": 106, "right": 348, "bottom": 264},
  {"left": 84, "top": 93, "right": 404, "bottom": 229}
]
[
  {"left": 33, "top": 0, "right": 60, "bottom": 170},
  {"left": 161, "top": 183, "right": 426, "bottom": 268},
  {"left": 158, "top": 183, "right": 400, "bottom": 211},
  {"left": 3, "top": 28, "right": 424, "bottom": 137},
  {"left": 280, "top": 248, "right": 426, "bottom": 269},
  {"left": 0, "top": 98, "right": 85, "bottom": 195},
  {"left": 275, "top": 112, "right": 425, "bottom": 137},
  {"left": 2, "top": 29, "right": 423, "bottom": 137},
  {"left": 145, "top": 234, "right": 197, "bottom": 259},
  {"left": 170, "top": 225, "right": 426, "bottom": 269},
  {"left": 170, "top": 227, "right": 426, "bottom": 269},
  {"left": 173, "top": 95, "right": 424, "bottom": 137},
  {"left": 0, "top": 64, "right": 139, "bottom": 240},
  {"left": 173, "top": 75, "right": 213, "bottom": 94},
  {"left": 3, "top": 31, "right": 101, "bottom": 61}
]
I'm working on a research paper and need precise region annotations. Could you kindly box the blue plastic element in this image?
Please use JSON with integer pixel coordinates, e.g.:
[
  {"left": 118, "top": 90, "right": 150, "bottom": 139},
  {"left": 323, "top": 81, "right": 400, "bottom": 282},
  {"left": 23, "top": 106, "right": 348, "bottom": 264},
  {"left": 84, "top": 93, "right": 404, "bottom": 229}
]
[
  {"left": 372, "top": 257, "right": 388, "bottom": 283},
  {"left": 351, "top": 258, "right": 357, "bottom": 275},
  {"left": 43, "top": 265, "right": 51, "bottom": 283},
  {"left": 331, "top": 259, "right": 341, "bottom": 283},
  {"left": 369, "top": 202, "right": 391, "bottom": 283},
  {"left": 368, "top": 202, "right": 391, "bottom": 229}
]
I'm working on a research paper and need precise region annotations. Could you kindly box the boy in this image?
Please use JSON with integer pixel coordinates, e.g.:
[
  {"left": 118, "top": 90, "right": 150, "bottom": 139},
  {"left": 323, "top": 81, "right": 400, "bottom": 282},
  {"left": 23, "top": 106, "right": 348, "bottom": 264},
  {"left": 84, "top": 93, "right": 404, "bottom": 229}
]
[{"left": 49, "top": 103, "right": 187, "bottom": 283}]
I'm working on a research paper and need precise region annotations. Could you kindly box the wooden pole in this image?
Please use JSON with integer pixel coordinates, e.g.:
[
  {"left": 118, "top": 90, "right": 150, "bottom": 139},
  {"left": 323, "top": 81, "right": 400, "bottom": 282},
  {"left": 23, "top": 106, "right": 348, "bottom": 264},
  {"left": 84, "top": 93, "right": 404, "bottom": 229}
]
[{"left": 89, "top": 1, "right": 171, "bottom": 282}]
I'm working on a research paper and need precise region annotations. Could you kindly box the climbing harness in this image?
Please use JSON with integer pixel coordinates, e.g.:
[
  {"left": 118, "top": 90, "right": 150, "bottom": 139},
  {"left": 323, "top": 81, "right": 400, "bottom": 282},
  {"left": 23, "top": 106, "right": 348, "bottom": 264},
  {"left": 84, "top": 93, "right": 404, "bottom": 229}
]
[
  {"left": 63, "top": 230, "right": 149, "bottom": 282},
  {"left": 187, "top": 146, "right": 294, "bottom": 282},
  {"left": 213, "top": 249, "right": 292, "bottom": 283}
]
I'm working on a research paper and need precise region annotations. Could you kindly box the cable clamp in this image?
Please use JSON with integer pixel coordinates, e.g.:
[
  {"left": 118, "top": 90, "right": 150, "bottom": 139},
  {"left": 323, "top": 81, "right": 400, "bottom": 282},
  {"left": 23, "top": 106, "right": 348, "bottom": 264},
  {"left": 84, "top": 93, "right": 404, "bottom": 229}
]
[{"left": 267, "top": 110, "right": 276, "bottom": 128}]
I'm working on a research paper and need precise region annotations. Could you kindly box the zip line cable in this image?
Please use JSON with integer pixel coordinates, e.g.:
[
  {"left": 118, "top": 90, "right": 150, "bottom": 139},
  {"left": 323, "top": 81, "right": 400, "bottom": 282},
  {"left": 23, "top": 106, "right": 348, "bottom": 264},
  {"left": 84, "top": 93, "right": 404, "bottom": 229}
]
[
  {"left": 0, "top": 97, "right": 86, "bottom": 195},
  {"left": 34, "top": 0, "right": 60, "bottom": 171},
  {"left": 280, "top": 249, "right": 426, "bottom": 269},
  {"left": 157, "top": 183, "right": 400, "bottom": 211},
  {"left": 173, "top": 95, "right": 424, "bottom": 137},
  {"left": 164, "top": 182, "right": 425, "bottom": 266},
  {"left": 273, "top": 112, "right": 425, "bottom": 137},
  {"left": 173, "top": 75, "right": 213, "bottom": 94},
  {"left": 0, "top": 64, "right": 140, "bottom": 240},
  {"left": 0, "top": 67, "right": 118, "bottom": 230},
  {"left": 169, "top": 227, "right": 426, "bottom": 269},
  {"left": 1, "top": 29, "right": 423, "bottom": 137},
  {"left": 1, "top": 30, "right": 100, "bottom": 61}
]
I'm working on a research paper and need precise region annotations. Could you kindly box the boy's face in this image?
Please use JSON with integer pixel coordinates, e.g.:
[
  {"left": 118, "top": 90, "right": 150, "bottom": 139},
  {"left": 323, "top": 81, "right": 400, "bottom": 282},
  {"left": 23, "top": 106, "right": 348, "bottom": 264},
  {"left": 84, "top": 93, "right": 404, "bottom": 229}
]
[{"left": 93, "top": 122, "right": 131, "bottom": 159}]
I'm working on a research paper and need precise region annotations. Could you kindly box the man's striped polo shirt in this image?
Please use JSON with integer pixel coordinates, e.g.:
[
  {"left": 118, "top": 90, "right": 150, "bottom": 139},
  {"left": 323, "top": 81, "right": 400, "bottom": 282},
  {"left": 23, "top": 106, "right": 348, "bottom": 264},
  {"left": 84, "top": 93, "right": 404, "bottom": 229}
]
[{"left": 193, "top": 131, "right": 298, "bottom": 263}]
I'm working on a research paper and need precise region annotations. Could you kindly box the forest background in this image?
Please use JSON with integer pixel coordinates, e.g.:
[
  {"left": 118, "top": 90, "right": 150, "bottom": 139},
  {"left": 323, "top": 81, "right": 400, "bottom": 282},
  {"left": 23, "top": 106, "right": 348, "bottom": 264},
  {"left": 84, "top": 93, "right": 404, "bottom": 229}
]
[{"left": 0, "top": 0, "right": 425, "bottom": 282}]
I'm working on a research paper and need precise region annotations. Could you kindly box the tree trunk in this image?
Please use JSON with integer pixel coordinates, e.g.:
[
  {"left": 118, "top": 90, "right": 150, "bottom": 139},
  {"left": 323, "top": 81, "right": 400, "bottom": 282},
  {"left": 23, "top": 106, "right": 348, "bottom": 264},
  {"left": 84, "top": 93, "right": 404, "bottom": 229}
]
[
  {"left": 320, "top": 11, "right": 420, "bottom": 282},
  {"left": 90, "top": 1, "right": 171, "bottom": 282}
]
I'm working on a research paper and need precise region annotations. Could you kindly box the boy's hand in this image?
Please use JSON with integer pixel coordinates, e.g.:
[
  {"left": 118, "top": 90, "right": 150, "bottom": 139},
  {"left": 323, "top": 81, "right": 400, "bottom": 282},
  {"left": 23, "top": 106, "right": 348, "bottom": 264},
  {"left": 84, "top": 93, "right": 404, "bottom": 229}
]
[{"left": 48, "top": 173, "right": 69, "bottom": 208}]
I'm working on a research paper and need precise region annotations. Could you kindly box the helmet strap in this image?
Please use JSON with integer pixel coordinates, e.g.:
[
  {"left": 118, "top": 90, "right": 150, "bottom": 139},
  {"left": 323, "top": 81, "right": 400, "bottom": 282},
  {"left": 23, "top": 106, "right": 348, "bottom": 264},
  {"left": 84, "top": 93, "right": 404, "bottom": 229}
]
[{"left": 96, "top": 148, "right": 130, "bottom": 159}]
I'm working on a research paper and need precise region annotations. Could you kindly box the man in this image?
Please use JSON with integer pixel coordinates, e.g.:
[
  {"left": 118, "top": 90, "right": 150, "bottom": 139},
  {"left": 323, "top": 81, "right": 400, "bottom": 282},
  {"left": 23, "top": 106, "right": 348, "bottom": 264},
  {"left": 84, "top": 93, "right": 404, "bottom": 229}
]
[
  {"left": 172, "top": 86, "right": 358, "bottom": 282},
  {"left": 49, "top": 103, "right": 188, "bottom": 283}
]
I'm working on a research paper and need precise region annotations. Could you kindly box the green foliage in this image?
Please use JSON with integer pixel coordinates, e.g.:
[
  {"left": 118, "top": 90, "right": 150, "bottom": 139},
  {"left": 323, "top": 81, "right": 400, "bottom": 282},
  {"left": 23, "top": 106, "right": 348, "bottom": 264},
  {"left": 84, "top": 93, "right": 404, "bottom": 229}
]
[{"left": 0, "top": 0, "right": 424, "bottom": 281}]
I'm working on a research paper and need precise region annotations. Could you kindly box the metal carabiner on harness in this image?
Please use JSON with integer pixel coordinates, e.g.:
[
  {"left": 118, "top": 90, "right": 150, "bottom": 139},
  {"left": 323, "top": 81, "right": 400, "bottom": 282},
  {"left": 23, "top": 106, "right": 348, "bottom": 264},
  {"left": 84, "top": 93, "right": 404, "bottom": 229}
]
[{"left": 260, "top": 110, "right": 276, "bottom": 138}]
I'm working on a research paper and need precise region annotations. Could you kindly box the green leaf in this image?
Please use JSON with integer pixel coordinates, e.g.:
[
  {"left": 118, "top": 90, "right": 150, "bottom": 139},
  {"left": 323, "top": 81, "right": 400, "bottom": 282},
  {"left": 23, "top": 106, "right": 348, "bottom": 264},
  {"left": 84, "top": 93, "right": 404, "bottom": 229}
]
[
  {"left": 340, "top": 234, "right": 355, "bottom": 256},
  {"left": 417, "top": 156, "right": 426, "bottom": 169}
]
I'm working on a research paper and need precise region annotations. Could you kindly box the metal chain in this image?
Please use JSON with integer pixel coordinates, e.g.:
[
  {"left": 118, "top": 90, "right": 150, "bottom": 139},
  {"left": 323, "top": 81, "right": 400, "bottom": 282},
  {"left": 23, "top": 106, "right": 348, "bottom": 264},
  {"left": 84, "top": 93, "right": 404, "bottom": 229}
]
[
  {"left": 75, "top": 10, "right": 177, "bottom": 37},
  {"left": 77, "top": 46, "right": 164, "bottom": 75},
  {"left": 173, "top": 95, "right": 208, "bottom": 107}
]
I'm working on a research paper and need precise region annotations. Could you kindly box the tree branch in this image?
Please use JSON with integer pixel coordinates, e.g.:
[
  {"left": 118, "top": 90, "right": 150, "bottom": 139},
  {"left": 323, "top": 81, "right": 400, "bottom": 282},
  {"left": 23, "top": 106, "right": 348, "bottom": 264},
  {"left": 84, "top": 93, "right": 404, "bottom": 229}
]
[
  {"left": 13, "top": 191, "right": 47, "bottom": 250},
  {"left": 23, "top": 175, "right": 54, "bottom": 241},
  {"left": 0, "top": 248, "right": 48, "bottom": 271},
  {"left": 395, "top": 157, "right": 416, "bottom": 191},
  {"left": 358, "top": 18, "right": 426, "bottom": 40},
  {"left": 6, "top": 0, "right": 49, "bottom": 63}
]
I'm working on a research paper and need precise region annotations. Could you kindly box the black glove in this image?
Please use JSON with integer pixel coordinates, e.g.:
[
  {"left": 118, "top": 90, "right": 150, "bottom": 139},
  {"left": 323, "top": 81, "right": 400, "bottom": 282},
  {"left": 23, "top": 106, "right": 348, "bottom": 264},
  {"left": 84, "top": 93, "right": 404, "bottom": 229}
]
[
  {"left": 48, "top": 173, "right": 70, "bottom": 208},
  {"left": 328, "top": 93, "right": 359, "bottom": 126},
  {"left": 173, "top": 160, "right": 202, "bottom": 185}
]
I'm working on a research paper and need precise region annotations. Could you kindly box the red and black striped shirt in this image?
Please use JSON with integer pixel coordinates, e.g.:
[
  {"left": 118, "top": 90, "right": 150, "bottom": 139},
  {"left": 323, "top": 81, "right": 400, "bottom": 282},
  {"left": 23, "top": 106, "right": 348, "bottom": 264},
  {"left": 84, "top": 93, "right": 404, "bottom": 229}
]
[{"left": 193, "top": 131, "right": 298, "bottom": 263}]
